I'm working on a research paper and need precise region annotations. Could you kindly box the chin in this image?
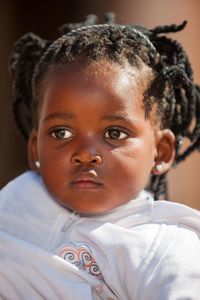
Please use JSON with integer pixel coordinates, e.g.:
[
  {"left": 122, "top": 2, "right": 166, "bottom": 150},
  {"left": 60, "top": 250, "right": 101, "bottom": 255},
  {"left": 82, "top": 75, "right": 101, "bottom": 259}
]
[{"left": 58, "top": 199, "right": 113, "bottom": 214}]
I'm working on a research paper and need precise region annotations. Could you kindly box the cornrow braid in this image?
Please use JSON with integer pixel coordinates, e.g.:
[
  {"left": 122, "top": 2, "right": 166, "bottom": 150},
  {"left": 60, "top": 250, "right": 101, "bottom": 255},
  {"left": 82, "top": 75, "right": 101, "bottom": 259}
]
[
  {"left": 32, "top": 23, "right": 159, "bottom": 101},
  {"left": 9, "top": 13, "right": 200, "bottom": 200}
]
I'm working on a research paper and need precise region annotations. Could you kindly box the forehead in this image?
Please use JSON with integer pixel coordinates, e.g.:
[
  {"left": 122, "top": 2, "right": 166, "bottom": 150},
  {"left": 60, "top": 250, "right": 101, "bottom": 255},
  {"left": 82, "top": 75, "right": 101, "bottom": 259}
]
[
  {"left": 40, "top": 59, "right": 149, "bottom": 108},
  {"left": 36, "top": 59, "right": 157, "bottom": 129}
]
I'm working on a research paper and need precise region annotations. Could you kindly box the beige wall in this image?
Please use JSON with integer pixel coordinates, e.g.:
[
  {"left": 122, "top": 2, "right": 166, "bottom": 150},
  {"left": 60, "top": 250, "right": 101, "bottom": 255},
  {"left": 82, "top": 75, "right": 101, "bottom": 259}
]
[{"left": 1, "top": 0, "right": 200, "bottom": 209}]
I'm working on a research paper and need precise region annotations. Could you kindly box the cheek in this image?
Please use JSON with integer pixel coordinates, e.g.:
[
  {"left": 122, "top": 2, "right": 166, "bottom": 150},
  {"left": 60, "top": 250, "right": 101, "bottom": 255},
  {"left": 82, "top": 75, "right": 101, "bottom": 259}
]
[
  {"left": 108, "top": 139, "right": 155, "bottom": 181},
  {"left": 37, "top": 137, "right": 71, "bottom": 174},
  {"left": 106, "top": 151, "right": 146, "bottom": 201},
  {"left": 37, "top": 144, "right": 70, "bottom": 199}
]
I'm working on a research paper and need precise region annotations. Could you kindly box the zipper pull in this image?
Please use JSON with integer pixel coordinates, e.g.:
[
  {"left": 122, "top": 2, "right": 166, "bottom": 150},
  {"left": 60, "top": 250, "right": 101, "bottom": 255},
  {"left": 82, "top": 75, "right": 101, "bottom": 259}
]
[{"left": 60, "top": 211, "right": 79, "bottom": 232}]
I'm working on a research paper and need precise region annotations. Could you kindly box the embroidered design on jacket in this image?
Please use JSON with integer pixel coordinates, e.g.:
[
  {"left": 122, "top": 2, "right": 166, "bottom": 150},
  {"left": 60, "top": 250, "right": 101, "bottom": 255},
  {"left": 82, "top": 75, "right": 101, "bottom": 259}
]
[{"left": 56, "top": 243, "right": 103, "bottom": 278}]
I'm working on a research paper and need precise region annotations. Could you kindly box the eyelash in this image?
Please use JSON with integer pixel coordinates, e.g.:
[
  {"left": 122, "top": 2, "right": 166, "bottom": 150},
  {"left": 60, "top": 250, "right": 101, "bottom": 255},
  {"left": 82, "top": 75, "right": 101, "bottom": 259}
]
[
  {"left": 49, "top": 128, "right": 73, "bottom": 140},
  {"left": 104, "top": 128, "right": 129, "bottom": 140},
  {"left": 49, "top": 127, "right": 129, "bottom": 141}
]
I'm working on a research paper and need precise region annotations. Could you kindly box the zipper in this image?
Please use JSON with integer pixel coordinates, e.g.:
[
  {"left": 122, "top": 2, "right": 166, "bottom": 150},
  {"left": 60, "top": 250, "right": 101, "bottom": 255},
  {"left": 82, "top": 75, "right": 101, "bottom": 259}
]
[
  {"left": 61, "top": 212, "right": 77, "bottom": 232},
  {"left": 58, "top": 211, "right": 80, "bottom": 246}
]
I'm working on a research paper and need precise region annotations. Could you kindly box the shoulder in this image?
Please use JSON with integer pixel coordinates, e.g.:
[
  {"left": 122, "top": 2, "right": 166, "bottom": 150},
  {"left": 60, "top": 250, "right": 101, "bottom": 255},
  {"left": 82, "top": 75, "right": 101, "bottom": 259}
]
[
  {"left": 0, "top": 170, "right": 62, "bottom": 212},
  {"left": 0, "top": 170, "right": 42, "bottom": 198},
  {"left": 135, "top": 200, "right": 200, "bottom": 299},
  {"left": 0, "top": 170, "right": 48, "bottom": 212},
  {"left": 128, "top": 198, "right": 200, "bottom": 276},
  {"left": 0, "top": 171, "right": 67, "bottom": 244},
  {"left": 108, "top": 197, "right": 200, "bottom": 298},
  {"left": 122, "top": 194, "right": 200, "bottom": 233},
  {"left": 137, "top": 222, "right": 200, "bottom": 299}
]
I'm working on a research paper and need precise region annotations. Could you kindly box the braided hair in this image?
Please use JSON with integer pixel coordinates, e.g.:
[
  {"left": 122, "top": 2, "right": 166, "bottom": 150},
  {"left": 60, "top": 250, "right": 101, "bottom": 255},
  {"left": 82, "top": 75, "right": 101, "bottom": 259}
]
[{"left": 9, "top": 13, "right": 200, "bottom": 200}]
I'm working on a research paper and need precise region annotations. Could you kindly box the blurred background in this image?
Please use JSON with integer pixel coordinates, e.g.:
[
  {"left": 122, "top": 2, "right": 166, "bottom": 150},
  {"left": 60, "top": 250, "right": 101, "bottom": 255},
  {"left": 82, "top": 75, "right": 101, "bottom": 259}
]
[{"left": 0, "top": 0, "right": 200, "bottom": 209}]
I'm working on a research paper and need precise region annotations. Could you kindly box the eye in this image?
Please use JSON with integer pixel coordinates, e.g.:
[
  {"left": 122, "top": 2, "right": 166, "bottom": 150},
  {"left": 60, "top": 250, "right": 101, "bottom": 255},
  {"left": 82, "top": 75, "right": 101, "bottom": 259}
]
[
  {"left": 104, "top": 128, "right": 128, "bottom": 140},
  {"left": 50, "top": 128, "right": 73, "bottom": 140}
]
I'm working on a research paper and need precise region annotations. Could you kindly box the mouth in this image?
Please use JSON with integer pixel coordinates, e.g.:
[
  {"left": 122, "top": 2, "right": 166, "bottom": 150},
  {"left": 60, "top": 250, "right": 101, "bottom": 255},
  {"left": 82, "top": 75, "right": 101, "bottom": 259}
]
[{"left": 69, "top": 174, "right": 104, "bottom": 191}]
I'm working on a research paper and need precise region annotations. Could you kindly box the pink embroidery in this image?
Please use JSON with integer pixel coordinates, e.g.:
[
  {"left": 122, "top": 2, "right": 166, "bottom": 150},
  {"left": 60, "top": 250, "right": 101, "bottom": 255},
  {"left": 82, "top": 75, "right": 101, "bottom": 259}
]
[
  {"left": 95, "top": 282, "right": 103, "bottom": 294},
  {"left": 57, "top": 243, "right": 103, "bottom": 279}
]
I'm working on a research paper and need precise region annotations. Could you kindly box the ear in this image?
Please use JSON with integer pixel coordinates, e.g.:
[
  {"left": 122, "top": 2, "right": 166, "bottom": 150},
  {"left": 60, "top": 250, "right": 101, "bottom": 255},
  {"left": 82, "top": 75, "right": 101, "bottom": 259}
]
[
  {"left": 28, "top": 129, "right": 40, "bottom": 173},
  {"left": 152, "top": 129, "right": 175, "bottom": 175}
]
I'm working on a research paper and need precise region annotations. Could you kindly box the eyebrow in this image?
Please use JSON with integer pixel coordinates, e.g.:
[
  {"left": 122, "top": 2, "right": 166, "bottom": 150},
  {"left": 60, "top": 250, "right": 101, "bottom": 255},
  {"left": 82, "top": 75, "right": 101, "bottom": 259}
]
[
  {"left": 43, "top": 112, "right": 135, "bottom": 124},
  {"left": 101, "top": 114, "right": 133, "bottom": 123},
  {"left": 43, "top": 112, "right": 76, "bottom": 123}
]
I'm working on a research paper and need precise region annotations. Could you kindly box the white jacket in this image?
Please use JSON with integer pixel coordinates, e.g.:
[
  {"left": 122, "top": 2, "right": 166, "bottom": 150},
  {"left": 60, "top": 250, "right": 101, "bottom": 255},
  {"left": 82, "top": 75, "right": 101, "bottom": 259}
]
[{"left": 0, "top": 171, "right": 200, "bottom": 299}]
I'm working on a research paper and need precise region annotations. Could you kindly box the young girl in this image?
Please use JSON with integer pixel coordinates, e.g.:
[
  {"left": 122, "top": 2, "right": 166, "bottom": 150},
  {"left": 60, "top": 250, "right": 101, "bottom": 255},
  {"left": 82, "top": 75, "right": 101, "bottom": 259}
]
[{"left": 0, "top": 13, "right": 200, "bottom": 299}]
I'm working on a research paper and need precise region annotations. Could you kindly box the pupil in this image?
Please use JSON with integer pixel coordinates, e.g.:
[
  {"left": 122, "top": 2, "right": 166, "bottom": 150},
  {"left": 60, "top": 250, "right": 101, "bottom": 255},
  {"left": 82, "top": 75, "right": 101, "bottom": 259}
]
[
  {"left": 109, "top": 129, "right": 120, "bottom": 139},
  {"left": 56, "top": 129, "right": 65, "bottom": 139}
]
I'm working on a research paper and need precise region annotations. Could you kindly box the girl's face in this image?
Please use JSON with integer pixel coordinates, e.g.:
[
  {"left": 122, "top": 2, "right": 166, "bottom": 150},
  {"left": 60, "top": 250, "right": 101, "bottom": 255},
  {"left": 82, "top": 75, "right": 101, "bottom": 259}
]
[{"left": 29, "top": 60, "right": 174, "bottom": 213}]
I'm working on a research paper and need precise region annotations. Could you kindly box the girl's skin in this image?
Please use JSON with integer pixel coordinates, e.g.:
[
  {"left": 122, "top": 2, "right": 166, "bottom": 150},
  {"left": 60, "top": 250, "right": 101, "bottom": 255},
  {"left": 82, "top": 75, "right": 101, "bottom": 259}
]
[{"left": 28, "top": 59, "right": 175, "bottom": 213}]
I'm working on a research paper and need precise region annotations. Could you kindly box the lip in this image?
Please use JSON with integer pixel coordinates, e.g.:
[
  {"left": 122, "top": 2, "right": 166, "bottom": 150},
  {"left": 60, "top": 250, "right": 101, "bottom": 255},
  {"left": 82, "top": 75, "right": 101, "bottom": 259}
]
[{"left": 69, "top": 174, "right": 104, "bottom": 191}]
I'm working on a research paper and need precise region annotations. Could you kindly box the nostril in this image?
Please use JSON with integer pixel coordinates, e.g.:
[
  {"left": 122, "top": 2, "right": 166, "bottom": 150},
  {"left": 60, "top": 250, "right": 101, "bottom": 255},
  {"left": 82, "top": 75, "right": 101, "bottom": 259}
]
[
  {"left": 71, "top": 153, "right": 103, "bottom": 165},
  {"left": 92, "top": 155, "right": 103, "bottom": 165},
  {"left": 74, "top": 158, "right": 82, "bottom": 164}
]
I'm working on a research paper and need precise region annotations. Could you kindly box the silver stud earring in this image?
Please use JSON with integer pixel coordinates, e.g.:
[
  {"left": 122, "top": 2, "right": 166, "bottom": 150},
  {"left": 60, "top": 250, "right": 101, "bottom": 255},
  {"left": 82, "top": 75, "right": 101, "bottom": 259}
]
[
  {"left": 35, "top": 161, "right": 40, "bottom": 168},
  {"left": 155, "top": 164, "right": 162, "bottom": 172}
]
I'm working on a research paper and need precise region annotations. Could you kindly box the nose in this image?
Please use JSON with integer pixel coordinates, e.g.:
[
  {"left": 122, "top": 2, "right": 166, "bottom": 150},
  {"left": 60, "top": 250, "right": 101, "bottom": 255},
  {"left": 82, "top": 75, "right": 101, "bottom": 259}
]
[{"left": 70, "top": 145, "right": 103, "bottom": 166}]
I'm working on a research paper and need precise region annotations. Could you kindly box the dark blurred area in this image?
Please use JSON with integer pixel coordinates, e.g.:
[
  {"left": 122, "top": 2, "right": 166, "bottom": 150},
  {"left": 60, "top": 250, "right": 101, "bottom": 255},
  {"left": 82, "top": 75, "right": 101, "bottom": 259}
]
[{"left": 1, "top": 0, "right": 200, "bottom": 208}]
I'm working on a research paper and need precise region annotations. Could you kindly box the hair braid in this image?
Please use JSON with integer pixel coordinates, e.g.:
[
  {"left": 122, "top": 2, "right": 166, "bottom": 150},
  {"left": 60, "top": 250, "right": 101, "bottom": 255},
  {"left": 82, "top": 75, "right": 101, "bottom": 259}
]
[
  {"left": 150, "top": 20, "right": 187, "bottom": 35},
  {"left": 146, "top": 29, "right": 199, "bottom": 168},
  {"left": 104, "top": 12, "right": 116, "bottom": 24},
  {"left": 193, "top": 85, "right": 200, "bottom": 137},
  {"left": 9, "top": 33, "right": 50, "bottom": 140},
  {"left": 150, "top": 173, "right": 168, "bottom": 200}
]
